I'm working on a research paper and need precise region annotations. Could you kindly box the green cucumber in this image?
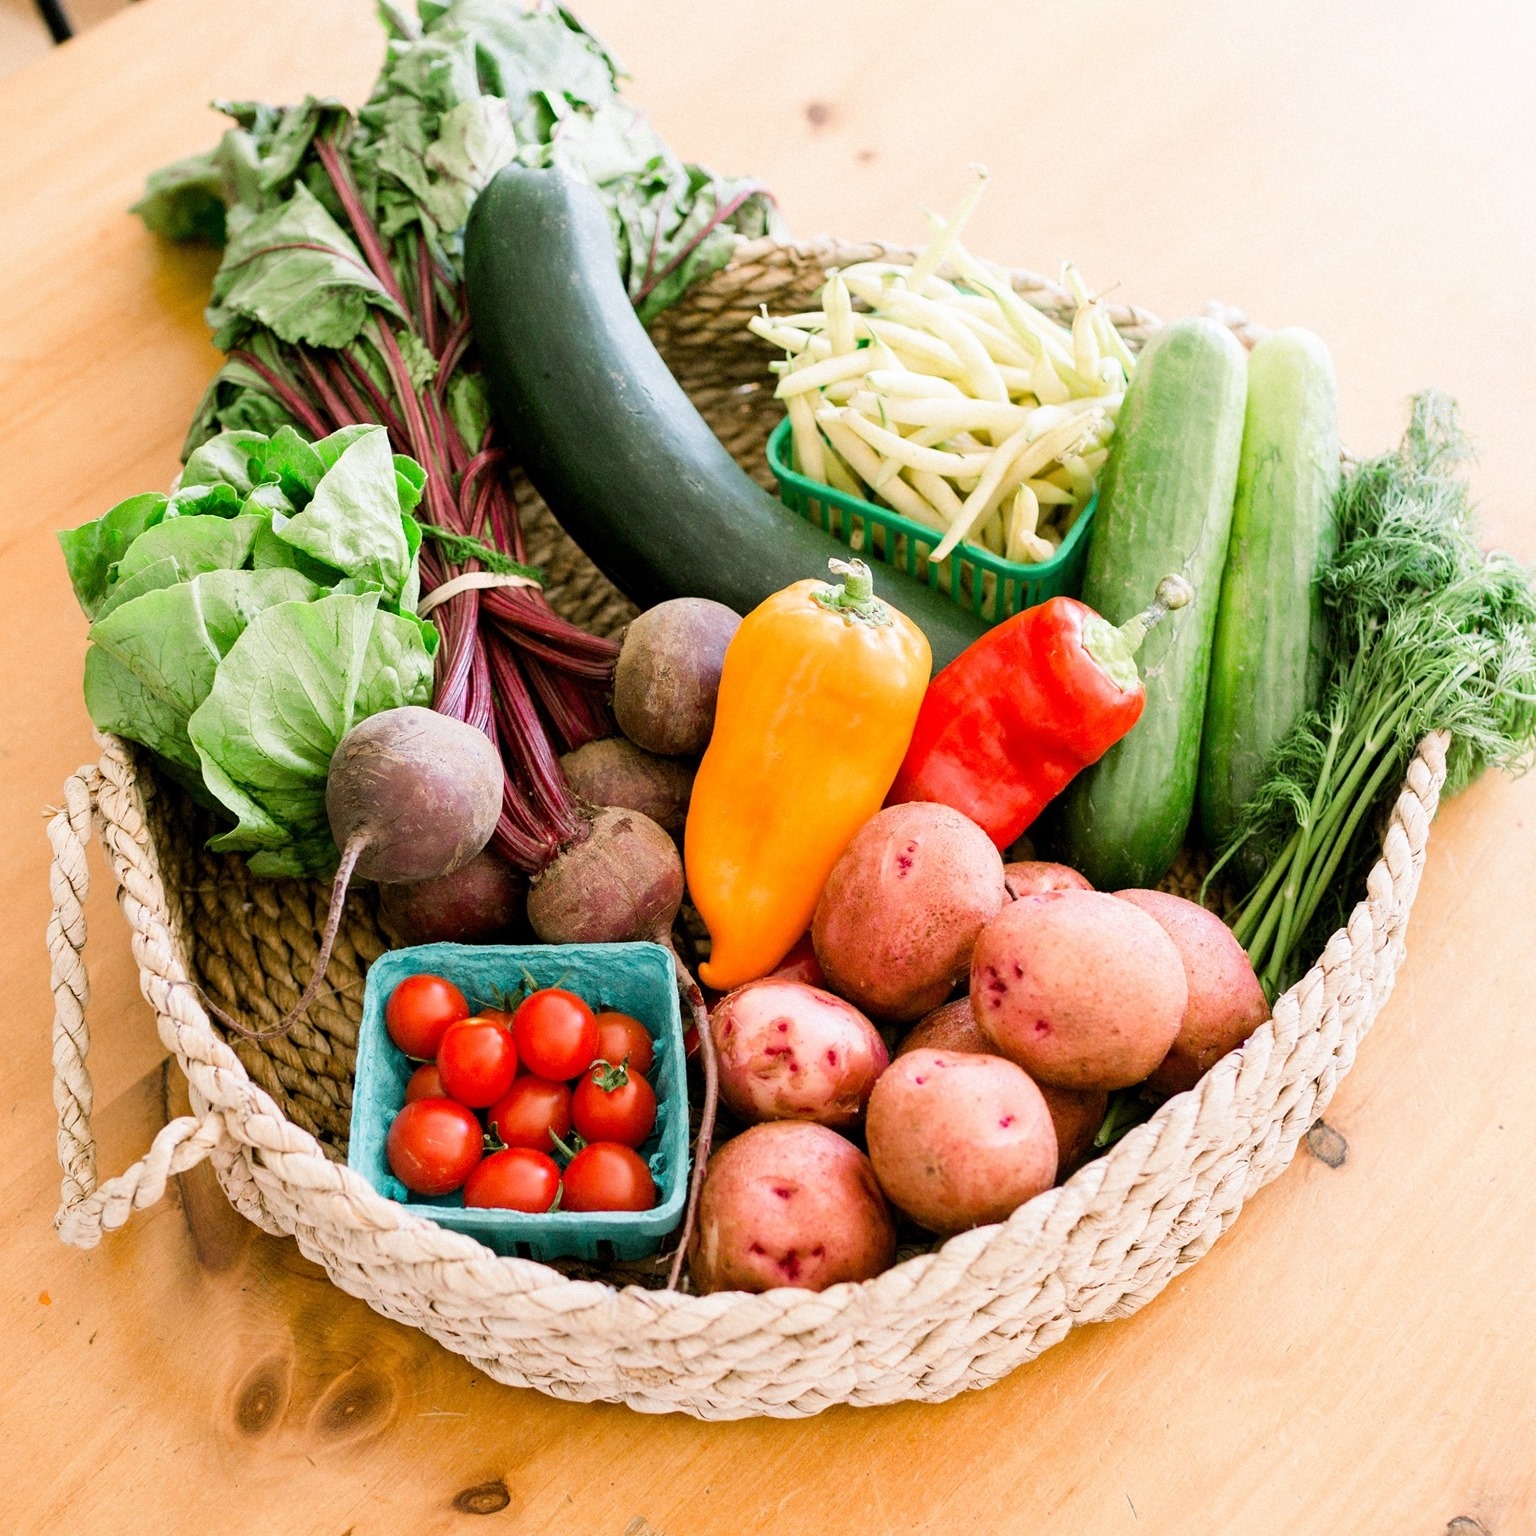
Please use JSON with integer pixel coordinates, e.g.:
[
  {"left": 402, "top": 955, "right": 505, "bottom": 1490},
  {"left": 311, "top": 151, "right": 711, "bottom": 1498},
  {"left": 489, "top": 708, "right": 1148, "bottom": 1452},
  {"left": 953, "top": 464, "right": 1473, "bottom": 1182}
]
[
  {"left": 1199, "top": 329, "right": 1340, "bottom": 849},
  {"left": 463, "top": 167, "right": 986, "bottom": 669},
  {"left": 1055, "top": 317, "right": 1247, "bottom": 888}
]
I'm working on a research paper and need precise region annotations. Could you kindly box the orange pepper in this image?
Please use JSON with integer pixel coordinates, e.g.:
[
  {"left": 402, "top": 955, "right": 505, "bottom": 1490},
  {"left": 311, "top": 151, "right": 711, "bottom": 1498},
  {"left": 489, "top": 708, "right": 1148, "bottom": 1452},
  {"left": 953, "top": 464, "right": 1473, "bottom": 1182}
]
[{"left": 686, "top": 559, "right": 931, "bottom": 991}]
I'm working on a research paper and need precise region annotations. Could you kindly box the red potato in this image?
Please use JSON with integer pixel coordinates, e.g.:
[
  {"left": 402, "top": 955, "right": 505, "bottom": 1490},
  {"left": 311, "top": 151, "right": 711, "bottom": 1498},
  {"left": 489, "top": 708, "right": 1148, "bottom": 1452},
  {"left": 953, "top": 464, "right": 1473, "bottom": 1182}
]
[
  {"left": 865, "top": 1050, "right": 1057, "bottom": 1234},
  {"left": 896, "top": 998, "right": 989, "bottom": 1057},
  {"left": 1115, "top": 889, "right": 1271, "bottom": 1096},
  {"left": 1004, "top": 860, "right": 1092, "bottom": 900},
  {"left": 1042, "top": 1081, "right": 1108, "bottom": 1177},
  {"left": 971, "top": 889, "right": 1187, "bottom": 1090},
  {"left": 896, "top": 1002, "right": 1105, "bottom": 1180},
  {"left": 813, "top": 802, "right": 1007, "bottom": 1022},
  {"left": 690, "top": 1122, "right": 896, "bottom": 1293},
  {"left": 709, "top": 978, "right": 888, "bottom": 1128}
]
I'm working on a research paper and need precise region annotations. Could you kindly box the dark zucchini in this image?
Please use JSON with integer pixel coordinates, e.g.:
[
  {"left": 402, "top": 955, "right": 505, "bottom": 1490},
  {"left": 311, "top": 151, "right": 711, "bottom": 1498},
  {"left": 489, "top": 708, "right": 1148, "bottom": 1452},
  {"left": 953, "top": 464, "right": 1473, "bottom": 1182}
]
[{"left": 464, "top": 166, "right": 986, "bottom": 668}]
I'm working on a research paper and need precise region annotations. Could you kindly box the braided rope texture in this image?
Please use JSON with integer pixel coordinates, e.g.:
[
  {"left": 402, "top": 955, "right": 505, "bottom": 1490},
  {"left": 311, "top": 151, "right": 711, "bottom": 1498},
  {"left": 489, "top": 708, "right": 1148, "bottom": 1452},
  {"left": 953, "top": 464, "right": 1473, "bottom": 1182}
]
[{"left": 47, "top": 238, "right": 1445, "bottom": 1418}]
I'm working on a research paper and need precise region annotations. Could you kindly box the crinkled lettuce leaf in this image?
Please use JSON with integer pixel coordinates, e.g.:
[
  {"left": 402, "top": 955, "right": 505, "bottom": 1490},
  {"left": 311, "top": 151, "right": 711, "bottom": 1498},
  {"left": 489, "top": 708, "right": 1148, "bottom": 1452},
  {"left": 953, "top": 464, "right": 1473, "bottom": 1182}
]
[
  {"left": 58, "top": 493, "right": 170, "bottom": 619},
  {"left": 188, "top": 591, "right": 435, "bottom": 876},
  {"left": 85, "top": 567, "right": 321, "bottom": 778},
  {"left": 267, "top": 426, "right": 412, "bottom": 602}
]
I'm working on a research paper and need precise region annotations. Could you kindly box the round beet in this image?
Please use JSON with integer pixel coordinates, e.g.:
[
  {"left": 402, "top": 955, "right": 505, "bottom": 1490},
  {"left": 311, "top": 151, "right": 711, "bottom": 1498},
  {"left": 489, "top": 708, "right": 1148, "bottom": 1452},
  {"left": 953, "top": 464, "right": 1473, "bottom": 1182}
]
[
  {"left": 1115, "top": 889, "right": 1271, "bottom": 1096},
  {"left": 560, "top": 737, "right": 694, "bottom": 835},
  {"left": 866, "top": 1050, "right": 1057, "bottom": 1234},
  {"left": 327, "top": 705, "right": 502, "bottom": 883},
  {"left": 690, "top": 1122, "right": 895, "bottom": 1294},
  {"left": 526, "top": 807, "right": 683, "bottom": 944},
  {"left": 970, "top": 890, "right": 1187, "bottom": 1090},
  {"left": 378, "top": 847, "right": 525, "bottom": 946},
  {"left": 224, "top": 706, "right": 505, "bottom": 1040},
  {"left": 613, "top": 598, "right": 741, "bottom": 757}
]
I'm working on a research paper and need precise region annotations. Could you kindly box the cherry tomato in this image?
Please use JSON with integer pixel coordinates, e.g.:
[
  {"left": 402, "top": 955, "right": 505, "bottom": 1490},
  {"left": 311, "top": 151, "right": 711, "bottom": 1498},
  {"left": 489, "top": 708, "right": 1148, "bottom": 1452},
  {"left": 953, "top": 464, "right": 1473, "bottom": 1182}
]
[
  {"left": 404, "top": 1062, "right": 446, "bottom": 1103},
  {"left": 593, "top": 1011, "right": 654, "bottom": 1077},
  {"left": 463, "top": 1148, "right": 561, "bottom": 1212},
  {"left": 512, "top": 988, "right": 598, "bottom": 1080},
  {"left": 386, "top": 1098, "right": 482, "bottom": 1195},
  {"left": 572, "top": 1062, "right": 657, "bottom": 1149},
  {"left": 385, "top": 973, "right": 469, "bottom": 1059},
  {"left": 561, "top": 1142, "right": 656, "bottom": 1212},
  {"left": 437, "top": 1015, "right": 518, "bottom": 1108},
  {"left": 487, "top": 1075, "right": 573, "bottom": 1153}
]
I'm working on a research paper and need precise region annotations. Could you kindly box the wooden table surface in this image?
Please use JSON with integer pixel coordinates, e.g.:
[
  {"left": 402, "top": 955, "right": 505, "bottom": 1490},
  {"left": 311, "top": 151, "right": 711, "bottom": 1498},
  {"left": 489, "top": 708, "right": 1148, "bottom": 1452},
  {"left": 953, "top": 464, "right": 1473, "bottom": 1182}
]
[{"left": 4, "top": 1, "right": 1534, "bottom": 1531}]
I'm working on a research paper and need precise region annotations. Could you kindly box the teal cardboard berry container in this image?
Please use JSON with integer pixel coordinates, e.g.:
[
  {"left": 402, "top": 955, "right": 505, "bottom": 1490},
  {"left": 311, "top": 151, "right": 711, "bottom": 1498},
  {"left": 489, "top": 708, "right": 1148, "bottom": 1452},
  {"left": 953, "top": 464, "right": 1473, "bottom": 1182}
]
[{"left": 348, "top": 940, "right": 688, "bottom": 1262}]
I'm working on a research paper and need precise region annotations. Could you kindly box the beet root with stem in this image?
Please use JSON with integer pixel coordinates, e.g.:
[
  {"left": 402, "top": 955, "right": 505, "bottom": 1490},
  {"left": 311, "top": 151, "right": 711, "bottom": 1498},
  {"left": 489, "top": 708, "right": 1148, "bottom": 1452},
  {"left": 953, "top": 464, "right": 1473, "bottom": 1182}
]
[
  {"left": 526, "top": 806, "right": 683, "bottom": 945},
  {"left": 220, "top": 706, "right": 505, "bottom": 1038}
]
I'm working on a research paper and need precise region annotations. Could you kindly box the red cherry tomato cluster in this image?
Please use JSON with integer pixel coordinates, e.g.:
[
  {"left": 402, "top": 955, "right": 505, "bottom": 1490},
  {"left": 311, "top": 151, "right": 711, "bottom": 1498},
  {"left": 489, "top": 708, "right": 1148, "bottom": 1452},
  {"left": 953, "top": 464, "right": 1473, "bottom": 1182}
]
[{"left": 383, "top": 974, "right": 658, "bottom": 1215}]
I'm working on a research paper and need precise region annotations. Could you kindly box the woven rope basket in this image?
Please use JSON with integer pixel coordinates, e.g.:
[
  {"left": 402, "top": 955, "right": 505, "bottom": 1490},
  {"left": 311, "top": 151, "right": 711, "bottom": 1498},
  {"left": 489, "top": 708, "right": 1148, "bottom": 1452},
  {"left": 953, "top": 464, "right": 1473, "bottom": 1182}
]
[{"left": 46, "top": 236, "right": 1449, "bottom": 1419}]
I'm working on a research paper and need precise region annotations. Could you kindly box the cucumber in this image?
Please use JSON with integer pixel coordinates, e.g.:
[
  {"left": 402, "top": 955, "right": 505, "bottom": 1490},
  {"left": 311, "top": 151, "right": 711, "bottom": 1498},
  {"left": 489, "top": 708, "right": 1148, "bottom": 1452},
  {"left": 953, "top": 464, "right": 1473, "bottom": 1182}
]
[
  {"left": 1199, "top": 329, "right": 1340, "bottom": 849},
  {"left": 1054, "top": 317, "right": 1247, "bottom": 888},
  {"left": 463, "top": 167, "right": 986, "bottom": 669}
]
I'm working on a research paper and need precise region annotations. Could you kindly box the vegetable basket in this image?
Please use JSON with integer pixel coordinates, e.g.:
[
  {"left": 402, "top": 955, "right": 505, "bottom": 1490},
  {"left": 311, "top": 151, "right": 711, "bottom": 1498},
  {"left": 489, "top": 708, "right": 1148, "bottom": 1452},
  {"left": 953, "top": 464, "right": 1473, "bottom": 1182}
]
[{"left": 46, "top": 235, "right": 1448, "bottom": 1419}]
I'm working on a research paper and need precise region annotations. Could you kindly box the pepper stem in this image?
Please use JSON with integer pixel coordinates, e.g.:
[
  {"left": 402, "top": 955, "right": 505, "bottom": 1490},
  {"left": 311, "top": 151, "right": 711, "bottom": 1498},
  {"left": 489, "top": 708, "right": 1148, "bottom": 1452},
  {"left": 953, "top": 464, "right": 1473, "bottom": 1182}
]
[
  {"left": 1080, "top": 573, "right": 1194, "bottom": 691},
  {"left": 1118, "top": 573, "right": 1194, "bottom": 656},
  {"left": 812, "top": 558, "right": 892, "bottom": 625}
]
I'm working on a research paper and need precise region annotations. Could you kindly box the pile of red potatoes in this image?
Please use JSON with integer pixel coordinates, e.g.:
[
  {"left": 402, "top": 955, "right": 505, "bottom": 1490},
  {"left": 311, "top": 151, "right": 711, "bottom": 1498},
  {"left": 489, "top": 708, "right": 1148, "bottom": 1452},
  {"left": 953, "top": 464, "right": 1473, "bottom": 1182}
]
[{"left": 690, "top": 802, "right": 1270, "bottom": 1295}]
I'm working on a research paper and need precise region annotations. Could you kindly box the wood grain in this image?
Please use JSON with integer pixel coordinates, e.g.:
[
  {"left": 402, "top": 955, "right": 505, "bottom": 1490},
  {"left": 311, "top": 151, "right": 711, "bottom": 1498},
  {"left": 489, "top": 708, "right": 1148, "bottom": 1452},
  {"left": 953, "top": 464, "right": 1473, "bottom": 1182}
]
[{"left": 2, "top": 1, "right": 1534, "bottom": 1531}]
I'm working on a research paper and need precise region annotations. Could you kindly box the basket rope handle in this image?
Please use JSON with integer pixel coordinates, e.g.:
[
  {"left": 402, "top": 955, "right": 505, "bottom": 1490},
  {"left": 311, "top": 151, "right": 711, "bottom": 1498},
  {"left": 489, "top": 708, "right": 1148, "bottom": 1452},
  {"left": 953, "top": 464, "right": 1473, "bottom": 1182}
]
[{"left": 47, "top": 763, "right": 229, "bottom": 1250}]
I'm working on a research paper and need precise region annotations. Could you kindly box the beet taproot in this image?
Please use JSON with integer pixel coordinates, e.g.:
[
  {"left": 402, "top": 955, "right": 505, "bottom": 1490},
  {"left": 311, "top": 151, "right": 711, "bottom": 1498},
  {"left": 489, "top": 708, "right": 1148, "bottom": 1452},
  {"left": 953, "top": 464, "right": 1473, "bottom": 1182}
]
[{"left": 226, "top": 706, "right": 504, "bottom": 1038}]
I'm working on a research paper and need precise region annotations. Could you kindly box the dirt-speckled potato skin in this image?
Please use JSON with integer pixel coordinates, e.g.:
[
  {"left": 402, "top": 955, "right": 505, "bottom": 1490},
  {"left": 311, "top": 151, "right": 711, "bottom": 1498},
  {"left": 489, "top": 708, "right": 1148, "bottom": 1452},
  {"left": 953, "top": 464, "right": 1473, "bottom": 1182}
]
[
  {"left": 865, "top": 1050, "right": 1057, "bottom": 1233},
  {"left": 970, "top": 889, "right": 1187, "bottom": 1090},
  {"left": 709, "top": 978, "right": 888, "bottom": 1127},
  {"left": 1115, "top": 889, "right": 1271, "bottom": 1096},
  {"left": 559, "top": 737, "right": 694, "bottom": 834},
  {"left": 897, "top": 1002, "right": 1106, "bottom": 1180},
  {"left": 1003, "top": 860, "right": 1092, "bottom": 899},
  {"left": 613, "top": 598, "right": 741, "bottom": 757},
  {"left": 813, "top": 803, "right": 1007, "bottom": 1023},
  {"left": 690, "top": 1122, "right": 896, "bottom": 1293}
]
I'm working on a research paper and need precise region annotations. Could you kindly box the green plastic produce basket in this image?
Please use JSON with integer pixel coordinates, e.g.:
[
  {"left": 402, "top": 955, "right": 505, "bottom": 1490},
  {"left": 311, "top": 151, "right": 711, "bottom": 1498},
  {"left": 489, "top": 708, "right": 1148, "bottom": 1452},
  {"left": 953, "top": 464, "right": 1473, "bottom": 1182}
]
[
  {"left": 767, "top": 414, "right": 1098, "bottom": 624},
  {"left": 348, "top": 940, "right": 688, "bottom": 1262}
]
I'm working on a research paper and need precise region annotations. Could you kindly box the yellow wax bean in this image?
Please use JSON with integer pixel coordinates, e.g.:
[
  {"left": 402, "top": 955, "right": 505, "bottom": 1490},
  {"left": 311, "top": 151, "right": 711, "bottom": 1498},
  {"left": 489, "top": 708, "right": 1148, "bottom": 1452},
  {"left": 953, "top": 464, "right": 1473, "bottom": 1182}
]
[
  {"left": 774, "top": 346, "right": 888, "bottom": 398},
  {"left": 830, "top": 407, "right": 993, "bottom": 477}
]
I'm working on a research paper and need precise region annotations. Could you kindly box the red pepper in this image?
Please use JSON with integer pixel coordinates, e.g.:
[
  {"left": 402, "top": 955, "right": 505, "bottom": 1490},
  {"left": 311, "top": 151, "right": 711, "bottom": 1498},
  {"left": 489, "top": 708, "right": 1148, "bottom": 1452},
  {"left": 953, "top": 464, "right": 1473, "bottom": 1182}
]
[{"left": 886, "top": 576, "right": 1191, "bottom": 850}]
